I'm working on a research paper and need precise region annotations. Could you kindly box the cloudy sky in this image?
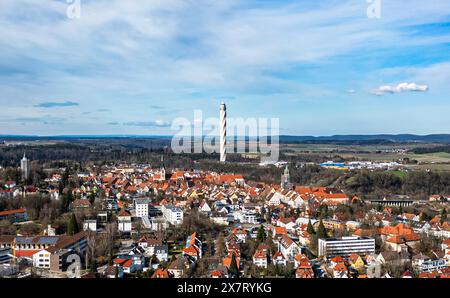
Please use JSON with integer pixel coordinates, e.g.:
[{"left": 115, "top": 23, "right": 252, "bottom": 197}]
[{"left": 0, "top": 0, "right": 449, "bottom": 136}]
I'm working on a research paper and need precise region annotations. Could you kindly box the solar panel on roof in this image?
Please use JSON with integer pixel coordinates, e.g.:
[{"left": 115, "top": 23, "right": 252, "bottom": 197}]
[
  {"left": 37, "top": 237, "right": 59, "bottom": 244},
  {"left": 16, "top": 237, "right": 33, "bottom": 244}
]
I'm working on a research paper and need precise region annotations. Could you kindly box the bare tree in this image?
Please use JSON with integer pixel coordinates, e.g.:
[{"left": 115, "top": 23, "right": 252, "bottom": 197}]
[{"left": 86, "top": 231, "right": 97, "bottom": 268}]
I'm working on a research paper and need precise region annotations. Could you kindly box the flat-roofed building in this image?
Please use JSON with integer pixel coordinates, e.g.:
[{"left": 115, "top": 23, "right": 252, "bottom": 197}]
[
  {"left": 162, "top": 204, "right": 183, "bottom": 226},
  {"left": 134, "top": 198, "right": 149, "bottom": 218},
  {"left": 318, "top": 236, "right": 375, "bottom": 258}
]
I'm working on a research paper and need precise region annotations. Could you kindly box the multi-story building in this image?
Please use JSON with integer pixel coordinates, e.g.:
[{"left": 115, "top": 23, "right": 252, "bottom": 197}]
[
  {"left": 278, "top": 235, "right": 300, "bottom": 259},
  {"left": 117, "top": 210, "right": 132, "bottom": 233},
  {"left": 23, "top": 232, "right": 88, "bottom": 271},
  {"left": 318, "top": 236, "right": 375, "bottom": 258},
  {"left": 162, "top": 204, "right": 183, "bottom": 225},
  {"left": 83, "top": 220, "right": 97, "bottom": 232},
  {"left": 134, "top": 198, "right": 149, "bottom": 218}
]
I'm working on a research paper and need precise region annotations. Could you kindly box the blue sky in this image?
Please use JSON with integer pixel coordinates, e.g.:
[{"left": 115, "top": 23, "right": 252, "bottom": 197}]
[{"left": 0, "top": 0, "right": 449, "bottom": 136}]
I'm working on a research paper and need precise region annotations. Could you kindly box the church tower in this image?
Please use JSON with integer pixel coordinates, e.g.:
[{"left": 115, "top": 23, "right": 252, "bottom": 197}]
[
  {"left": 281, "top": 164, "right": 291, "bottom": 190},
  {"left": 160, "top": 155, "right": 166, "bottom": 181}
]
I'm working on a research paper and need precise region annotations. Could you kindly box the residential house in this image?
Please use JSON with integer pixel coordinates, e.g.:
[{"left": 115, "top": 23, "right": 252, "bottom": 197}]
[
  {"left": 117, "top": 210, "right": 132, "bottom": 233},
  {"left": 272, "top": 251, "right": 286, "bottom": 267},
  {"left": 168, "top": 256, "right": 190, "bottom": 278},
  {"left": 277, "top": 235, "right": 300, "bottom": 259},
  {"left": 347, "top": 253, "right": 365, "bottom": 271},
  {"left": 252, "top": 249, "right": 268, "bottom": 269}
]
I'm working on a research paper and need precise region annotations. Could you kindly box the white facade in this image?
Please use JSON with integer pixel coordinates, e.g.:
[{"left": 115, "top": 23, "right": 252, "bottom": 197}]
[
  {"left": 162, "top": 205, "right": 184, "bottom": 225},
  {"left": 199, "top": 200, "right": 212, "bottom": 213},
  {"left": 318, "top": 236, "right": 375, "bottom": 258},
  {"left": 118, "top": 215, "right": 132, "bottom": 233},
  {"left": 21, "top": 153, "right": 30, "bottom": 180},
  {"left": 278, "top": 237, "right": 300, "bottom": 259},
  {"left": 211, "top": 216, "right": 229, "bottom": 226},
  {"left": 33, "top": 250, "right": 51, "bottom": 269},
  {"left": 237, "top": 211, "right": 258, "bottom": 224},
  {"left": 134, "top": 199, "right": 149, "bottom": 218},
  {"left": 253, "top": 257, "right": 268, "bottom": 268},
  {"left": 83, "top": 220, "right": 97, "bottom": 232}
]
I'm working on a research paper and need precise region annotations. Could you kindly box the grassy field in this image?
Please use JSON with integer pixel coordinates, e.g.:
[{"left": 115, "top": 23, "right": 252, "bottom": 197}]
[{"left": 282, "top": 143, "right": 450, "bottom": 171}]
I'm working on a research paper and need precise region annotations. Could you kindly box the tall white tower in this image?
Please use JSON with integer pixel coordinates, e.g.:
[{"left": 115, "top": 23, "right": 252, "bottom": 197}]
[
  {"left": 21, "top": 153, "right": 30, "bottom": 181},
  {"left": 219, "top": 102, "right": 227, "bottom": 162}
]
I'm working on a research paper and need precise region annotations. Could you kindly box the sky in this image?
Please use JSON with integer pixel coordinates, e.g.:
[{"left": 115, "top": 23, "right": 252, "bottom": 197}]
[{"left": 0, "top": 0, "right": 449, "bottom": 136}]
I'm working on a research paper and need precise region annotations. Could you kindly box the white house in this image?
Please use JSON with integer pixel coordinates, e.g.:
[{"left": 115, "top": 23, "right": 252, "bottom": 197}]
[
  {"left": 252, "top": 249, "right": 268, "bottom": 268},
  {"left": 273, "top": 251, "right": 287, "bottom": 266},
  {"left": 117, "top": 210, "right": 132, "bottom": 233},
  {"left": 267, "top": 192, "right": 284, "bottom": 206},
  {"left": 83, "top": 220, "right": 97, "bottom": 232},
  {"left": 278, "top": 235, "right": 300, "bottom": 259},
  {"left": 199, "top": 200, "right": 212, "bottom": 214}
]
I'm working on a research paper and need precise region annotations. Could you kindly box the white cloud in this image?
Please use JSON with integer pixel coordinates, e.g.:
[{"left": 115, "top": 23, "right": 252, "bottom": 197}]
[
  {"left": 123, "top": 120, "right": 171, "bottom": 128},
  {"left": 373, "top": 82, "right": 429, "bottom": 96}
]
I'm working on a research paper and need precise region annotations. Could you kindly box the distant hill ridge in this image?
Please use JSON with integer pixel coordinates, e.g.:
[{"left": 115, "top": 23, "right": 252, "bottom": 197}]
[
  {"left": 1, "top": 134, "right": 450, "bottom": 143},
  {"left": 278, "top": 134, "right": 450, "bottom": 143}
]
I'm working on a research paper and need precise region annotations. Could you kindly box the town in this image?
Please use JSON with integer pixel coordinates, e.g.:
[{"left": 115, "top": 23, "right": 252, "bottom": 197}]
[{"left": 0, "top": 149, "right": 449, "bottom": 279}]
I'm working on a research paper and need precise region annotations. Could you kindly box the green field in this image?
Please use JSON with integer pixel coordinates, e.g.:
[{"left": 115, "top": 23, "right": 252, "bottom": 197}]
[{"left": 282, "top": 143, "right": 450, "bottom": 172}]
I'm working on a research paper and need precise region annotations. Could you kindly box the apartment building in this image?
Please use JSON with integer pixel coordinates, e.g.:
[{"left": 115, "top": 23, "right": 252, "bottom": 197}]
[
  {"left": 134, "top": 198, "right": 150, "bottom": 218},
  {"left": 318, "top": 236, "right": 375, "bottom": 258},
  {"left": 162, "top": 204, "right": 183, "bottom": 225}
]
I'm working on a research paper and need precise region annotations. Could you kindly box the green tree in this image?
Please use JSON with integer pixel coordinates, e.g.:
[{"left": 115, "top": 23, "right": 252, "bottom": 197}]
[
  {"left": 89, "top": 259, "right": 98, "bottom": 273},
  {"left": 229, "top": 253, "right": 239, "bottom": 277},
  {"left": 256, "top": 225, "right": 266, "bottom": 243},
  {"left": 419, "top": 212, "right": 427, "bottom": 222},
  {"left": 316, "top": 220, "right": 327, "bottom": 239},
  {"left": 441, "top": 208, "right": 447, "bottom": 223},
  {"left": 60, "top": 187, "right": 73, "bottom": 213},
  {"left": 318, "top": 205, "right": 328, "bottom": 219},
  {"left": 67, "top": 213, "right": 79, "bottom": 235},
  {"left": 307, "top": 219, "right": 315, "bottom": 235},
  {"left": 136, "top": 270, "right": 143, "bottom": 278}
]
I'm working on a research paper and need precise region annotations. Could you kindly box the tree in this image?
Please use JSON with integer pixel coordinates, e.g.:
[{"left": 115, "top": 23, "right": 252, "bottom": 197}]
[
  {"left": 316, "top": 220, "right": 327, "bottom": 239},
  {"left": 67, "top": 213, "right": 79, "bottom": 235},
  {"left": 229, "top": 253, "right": 239, "bottom": 278},
  {"left": 60, "top": 188, "right": 73, "bottom": 213},
  {"left": 257, "top": 225, "right": 266, "bottom": 243},
  {"left": 318, "top": 205, "right": 329, "bottom": 219},
  {"left": 441, "top": 208, "right": 447, "bottom": 223},
  {"left": 89, "top": 259, "right": 98, "bottom": 273},
  {"left": 307, "top": 219, "right": 315, "bottom": 235},
  {"left": 216, "top": 232, "right": 226, "bottom": 257}
]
